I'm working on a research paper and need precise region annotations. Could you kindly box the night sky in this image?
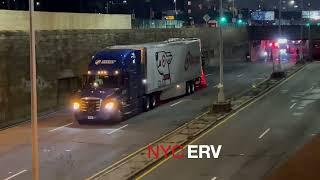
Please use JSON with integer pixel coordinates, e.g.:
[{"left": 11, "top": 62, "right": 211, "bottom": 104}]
[{"left": 236, "top": 0, "right": 320, "bottom": 9}]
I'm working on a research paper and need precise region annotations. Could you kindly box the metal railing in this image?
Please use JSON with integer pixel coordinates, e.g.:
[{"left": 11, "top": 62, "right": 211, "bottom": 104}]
[{"left": 132, "top": 19, "right": 184, "bottom": 29}]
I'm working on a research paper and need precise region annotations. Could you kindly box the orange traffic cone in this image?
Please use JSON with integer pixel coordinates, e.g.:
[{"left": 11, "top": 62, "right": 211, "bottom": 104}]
[{"left": 200, "top": 69, "right": 207, "bottom": 88}]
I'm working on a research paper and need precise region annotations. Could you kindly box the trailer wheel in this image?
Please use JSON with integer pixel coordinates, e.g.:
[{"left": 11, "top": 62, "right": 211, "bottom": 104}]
[
  {"left": 150, "top": 95, "right": 157, "bottom": 109},
  {"left": 190, "top": 82, "right": 195, "bottom": 94},
  {"left": 186, "top": 82, "right": 191, "bottom": 95},
  {"left": 144, "top": 96, "right": 151, "bottom": 111}
]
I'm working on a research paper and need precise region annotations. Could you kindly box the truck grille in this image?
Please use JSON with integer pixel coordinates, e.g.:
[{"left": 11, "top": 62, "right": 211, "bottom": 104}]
[{"left": 80, "top": 98, "right": 101, "bottom": 113}]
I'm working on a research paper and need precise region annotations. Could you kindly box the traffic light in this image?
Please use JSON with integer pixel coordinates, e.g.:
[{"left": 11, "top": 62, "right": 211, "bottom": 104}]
[
  {"left": 219, "top": 16, "right": 227, "bottom": 24},
  {"left": 306, "top": 22, "right": 311, "bottom": 27},
  {"left": 237, "top": 19, "right": 243, "bottom": 25},
  {"left": 317, "top": 22, "right": 320, "bottom": 26}
]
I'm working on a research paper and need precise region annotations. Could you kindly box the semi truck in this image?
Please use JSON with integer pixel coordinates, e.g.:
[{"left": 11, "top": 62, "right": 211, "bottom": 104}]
[{"left": 72, "top": 38, "right": 203, "bottom": 123}]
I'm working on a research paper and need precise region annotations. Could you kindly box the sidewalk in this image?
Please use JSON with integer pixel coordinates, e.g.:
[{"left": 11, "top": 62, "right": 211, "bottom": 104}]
[{"left": 267, "top": 134, "right": 320, "bottom": 180}]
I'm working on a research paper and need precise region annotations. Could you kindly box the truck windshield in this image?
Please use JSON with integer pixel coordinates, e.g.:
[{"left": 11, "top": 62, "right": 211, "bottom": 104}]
[{"left": 83, "top": 75, "right": 122, "bottom": 89}]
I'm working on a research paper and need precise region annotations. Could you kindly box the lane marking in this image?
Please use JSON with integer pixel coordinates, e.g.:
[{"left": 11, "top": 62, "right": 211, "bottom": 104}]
[
  {"left": 206, "top": 74, "right": 213, "bottom": 77},
  {"left": 211, "top": 177, "right": 217, "bottom": 180},
  {"left": 289, "top": 103, "right": 297, "bottom": 109},
  {"left": 259, "top": 128, "right": 271, "bottom": 139},
  {"left": 170, "top": 100, "right": 184, "bottom": 107},
  {"left": 107, "top": 124, "right": 128, "bottom": 135},
  {"left": 48, "top": 123, "right": 73, "bottom": 132},
  {"left": 4, "top": 170, "right": 27, "bottom": 180},
  {"left": 237, "top": 74, "right": 244, "bottom": 78},
  {"left": 135, "top": 65, "right": 307, "bottom": 180}
]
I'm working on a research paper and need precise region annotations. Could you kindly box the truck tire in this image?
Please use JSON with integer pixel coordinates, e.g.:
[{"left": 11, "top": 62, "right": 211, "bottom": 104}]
[
  {"left": 190, "top": 81, "right": 195, "bottom": 94},
  {"left": 186, "top": 82, "right": 191, "bottom": 95},
  {"left": 150, "top": 95, "right": 157, "bottom": 109},
  {"left": 144, "top": 96, "right": 151, "bottom": 111}
]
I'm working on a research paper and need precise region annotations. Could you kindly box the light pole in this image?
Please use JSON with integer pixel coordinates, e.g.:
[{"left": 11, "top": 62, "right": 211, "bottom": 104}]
[
  {"left": 278, "top": 0, "right": 282, "bottom": 70},
  {"left": 174, "top": 0, "right": 177, "bottom": 16},
  {"left": 300, "top": 0, "right": 304, "bottom": 62},
  {"left": 218, "top": 0, "right": 225, "bottom": 103},
  {"left": 232, "top": 0, "right": 235, "bottom": 20},
  {"left": 29, "top": 0, "right": 40, "bottom": 180},
  {"left": 212, "top": 0, "right": 231, "bottom": 113}
]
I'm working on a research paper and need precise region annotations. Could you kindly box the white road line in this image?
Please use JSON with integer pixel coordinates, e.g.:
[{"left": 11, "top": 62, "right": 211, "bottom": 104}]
[
  {"left": 289, "top": 103, "right": 297, "bottom": 109},
  {"left": 259, "top": 128, "right": 271, "bottom": 139},
  {"left": 48, "top": 123, "right": 73, "bottom": 132},
  {"left": 107, "top": 124, "right": 128, "bottom": 135},
  {"left": 211, "top": 177, "right": 217, "bottom": 180},
  {"left": 170, "top": 100, "right": 184, "bottom": 107},
  {"left": 206, "top": 74, "right": 213, "bottom": 77},
  {"left": 4, "top": 170, "right": 27, "bottom": 180},
  {"left": 237, "top": 74, "right": 244, "bottom": 78}
]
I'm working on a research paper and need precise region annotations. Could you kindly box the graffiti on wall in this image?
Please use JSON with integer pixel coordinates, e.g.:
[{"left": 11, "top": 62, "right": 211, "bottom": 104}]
[{"left": 20, "top": 76, "right": 53, "bottom": 92}]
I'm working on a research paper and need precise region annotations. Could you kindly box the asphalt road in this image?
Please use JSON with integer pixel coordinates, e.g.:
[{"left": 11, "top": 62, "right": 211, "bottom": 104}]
[
  {"left": 0, "top": 60, "right": 293, "bottom": 180},
  {"left": 139, "top": 62, "right": 320, "bottom": 180}
]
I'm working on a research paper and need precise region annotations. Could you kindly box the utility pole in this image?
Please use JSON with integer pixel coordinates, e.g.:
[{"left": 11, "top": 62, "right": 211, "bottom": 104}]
[
  {"left": 278, "top": 0, "right": 283, "bottom": 71},
  {"left": 218, "top": 0, "right": 225, "bottom": 103},
  {"left": 232, "top": 0, "right": 235, "bottom": 20},
  {"left": 299, "top": 0, "right": 304, "bottom": 62},
  {"left": 29, "top": 0, "right": 40, "bottom": 179},
  {"left": 174, "top": 0, "right": 177, "bottom": 16},
  {"left": 212, "top": 0, "right": 231, "bottom": 113},
  {"left": 308, "top": 21, "right": 311, "bottom": 59}
]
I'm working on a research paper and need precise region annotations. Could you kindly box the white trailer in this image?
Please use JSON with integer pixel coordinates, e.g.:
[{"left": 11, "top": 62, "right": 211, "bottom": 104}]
[{"left": 111, "top": 38, "right": 202, "bottom": 108}]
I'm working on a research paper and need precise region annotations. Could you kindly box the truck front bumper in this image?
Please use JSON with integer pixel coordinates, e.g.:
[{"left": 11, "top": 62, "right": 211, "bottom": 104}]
[{"left": 74, "top": 110, "right": 121, "bottom": 123}]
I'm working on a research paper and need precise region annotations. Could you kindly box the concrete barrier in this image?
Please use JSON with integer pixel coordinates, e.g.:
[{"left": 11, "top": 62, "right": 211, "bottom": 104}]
[{"left": 0, "top": 10, "right": 132, "bottom": 30}]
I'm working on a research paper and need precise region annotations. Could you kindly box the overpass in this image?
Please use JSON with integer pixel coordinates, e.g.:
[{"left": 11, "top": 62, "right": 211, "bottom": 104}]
[{"left": 248, "top": 25, "right": 320, "bottom": 40}]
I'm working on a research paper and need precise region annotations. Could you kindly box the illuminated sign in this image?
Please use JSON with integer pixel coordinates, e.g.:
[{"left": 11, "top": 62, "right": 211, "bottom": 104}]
[
  {"left": 251, "top": 11, "right": 275, "bottom": 21},
  {"left": 165, "top": 16, "right": 175, "bottom": 20},
  {"left": 302, "top": 11, "right": 320, "bottom": 20}
]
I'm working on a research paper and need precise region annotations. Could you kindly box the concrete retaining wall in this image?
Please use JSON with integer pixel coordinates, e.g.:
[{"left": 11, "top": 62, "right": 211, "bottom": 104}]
[
  {"left": 0, "top": 27, "right": 248, "bottom": 127},
  {"left": 0, "top": 10, "right": 132, "bottom": 30}
]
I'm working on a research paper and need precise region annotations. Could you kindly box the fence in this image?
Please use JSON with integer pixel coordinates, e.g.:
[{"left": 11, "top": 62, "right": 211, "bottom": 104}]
[{"left": 132, "top": 19, "right": 184, "bottom": 29}]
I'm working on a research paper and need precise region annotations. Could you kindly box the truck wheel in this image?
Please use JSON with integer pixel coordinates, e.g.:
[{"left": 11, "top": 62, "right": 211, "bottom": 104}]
[
  {"left": 190, "top": 82, "right": 195, "bottom": 94},
  {"left": 186, "top": 82, "right": 191, "bottom": 95},
  {"left": 144, "top": 96, "right": 151, "bottom": 111},
  {"left": 150, "top": 95, "right": 157, "bottom": 109}
]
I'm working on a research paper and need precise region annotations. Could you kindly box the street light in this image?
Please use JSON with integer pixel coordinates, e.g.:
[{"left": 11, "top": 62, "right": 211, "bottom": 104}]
[
  {"left": 217, "top": 0, "right": 225, "bottom": 103},
  {"left": 212, "top": 0, "right": 231, "bottom": 113},
  {"left": 299, "top": 0, "right": 304, "bottom": 62},
  {"left": 173, "top": 0, "right": 177, "bottom": 16},
  {"left": 289, "top": 0, "right": 295, "bottom": 5},
  {"left": 29, "top": 0, "right": 40, "bottom": 180}
]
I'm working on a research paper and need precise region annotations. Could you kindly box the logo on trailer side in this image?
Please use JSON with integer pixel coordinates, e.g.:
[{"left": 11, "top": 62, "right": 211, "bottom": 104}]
[{"left": 156, "top": 51, "right": 173, "bottom": 86}]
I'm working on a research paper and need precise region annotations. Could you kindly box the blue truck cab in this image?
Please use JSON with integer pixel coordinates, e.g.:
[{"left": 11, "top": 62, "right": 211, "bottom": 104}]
[{"left": 72, "top": 48, "right": 146, "bottom": 123}]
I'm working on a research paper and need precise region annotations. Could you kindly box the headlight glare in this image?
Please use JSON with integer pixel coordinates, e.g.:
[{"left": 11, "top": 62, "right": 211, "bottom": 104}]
[
  {"left": 73, "top": 102, "right": 80, "bottom": 110},
  {"left": 105, "top": 102, "right": 115, "bottom": 111}
]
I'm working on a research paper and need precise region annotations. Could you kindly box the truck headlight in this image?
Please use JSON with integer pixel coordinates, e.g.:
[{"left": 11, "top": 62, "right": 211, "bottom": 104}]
[
  {"left": 105, "top": 102, "right": 115, "bottom": 111},
  {"left": 73, "top": 102, "right": 80, "bottom": 111}
]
